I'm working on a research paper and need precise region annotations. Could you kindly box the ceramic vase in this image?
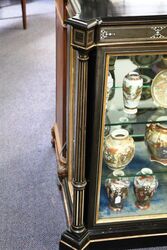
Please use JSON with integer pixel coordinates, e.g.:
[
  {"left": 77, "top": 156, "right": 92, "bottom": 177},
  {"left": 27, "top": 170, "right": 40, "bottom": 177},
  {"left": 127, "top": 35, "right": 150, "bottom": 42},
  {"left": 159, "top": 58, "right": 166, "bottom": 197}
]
[
  {"left": 105, "top": 170, "right": 130, "bottom": 211},
  {"left": 145, "top": 116, "right": 167, "bottom": 165},
  {"left": 134, "top": 168, "right": 158, "bottom": 209},
  {"left": 140, "top": 74, "right": 152, "bottom": 100},
  {"left": 123, "top": 72, "right": 143, "bottom": 114},
  {"left": 106, "top": 72, "right": 114, "bottom": 109},
  {"left": 104, "top": 125, "right": 110, "bottom": 137},
  {"left": 103, "top": 128, "right": 135, "bottom": 170}
]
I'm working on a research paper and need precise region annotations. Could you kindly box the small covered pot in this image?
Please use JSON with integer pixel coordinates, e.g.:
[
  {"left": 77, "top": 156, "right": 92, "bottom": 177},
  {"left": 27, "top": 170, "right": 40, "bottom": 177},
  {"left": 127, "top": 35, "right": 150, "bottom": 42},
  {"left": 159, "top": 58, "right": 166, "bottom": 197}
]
[
  {"left": 145, "top": 116, "right": 167, "bottom": 165},
  {"left": 103, "top": 128, "right": 135, "bottom": 170}
]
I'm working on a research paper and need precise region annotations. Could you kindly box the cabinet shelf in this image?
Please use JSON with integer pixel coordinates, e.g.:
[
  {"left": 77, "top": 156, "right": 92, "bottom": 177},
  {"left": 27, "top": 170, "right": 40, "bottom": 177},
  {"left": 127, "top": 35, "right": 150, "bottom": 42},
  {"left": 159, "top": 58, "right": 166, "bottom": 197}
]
[
  {"left": 102, "top": 142, "right": 167, "bottom": 179},
  {"left": 99, "top": 141, "right": 167, "bottom": 222},
  {"left": 105, "top": 108, "right": 167, "bottom": 128},
  {"left": 112, "top": 84, "right": 151, "bottom": 89},
  {"left": 105, "top": 119, "right": 167, "bottom": 126}
]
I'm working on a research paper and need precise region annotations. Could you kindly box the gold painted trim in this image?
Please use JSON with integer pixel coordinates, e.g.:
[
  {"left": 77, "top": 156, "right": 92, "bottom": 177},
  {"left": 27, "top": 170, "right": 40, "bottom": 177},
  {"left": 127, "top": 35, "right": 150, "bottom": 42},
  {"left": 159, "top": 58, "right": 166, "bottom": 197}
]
[
  {"left": 68, "top": 27, "right": 75, "bottom": 185},
  {"left": 61, "top": 232, "right": 167, "bottom": 250},
  {"left": 71, "top": 39, "right": 167, "bottom": 50},
  {"left": 74, "top": 29, "right": 86, "bottom": 46},
  {"left": 95, "top": 54, "right": 110, "bottom": 223},
  {"left": 96, "top": 39, "right": 167, "bottom": 47},
  {"left": 70, "top": 52, "right": 89, "bottom": 233},
  {"left": 71, "top": 43, "right": 95, "bottom": 50},
  {"left": 97, "top": 213, "right": 167, "bottom": 224},
  {"left": 99, "top": 25, "right": 167, "bottom": 41},
  {"left": 87, "top": 232, "right": 167, "bottom": 244},
  {"left": 60, "top": 240, "right": 77, "bottom": 250},
  {"left": 55, "top": 2, "right": 67, "bottom": 29}
]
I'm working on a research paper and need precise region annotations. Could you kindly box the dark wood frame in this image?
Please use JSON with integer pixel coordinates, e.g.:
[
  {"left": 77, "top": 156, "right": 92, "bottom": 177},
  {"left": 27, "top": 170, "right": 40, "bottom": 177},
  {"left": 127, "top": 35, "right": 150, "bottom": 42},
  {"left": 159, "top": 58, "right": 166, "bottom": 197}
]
[
  {"left": 59, "top": 4, "right": 167, "bottom": 249},
  {"left": 86, "top": 45, "right": 167, "bottom": 228}
]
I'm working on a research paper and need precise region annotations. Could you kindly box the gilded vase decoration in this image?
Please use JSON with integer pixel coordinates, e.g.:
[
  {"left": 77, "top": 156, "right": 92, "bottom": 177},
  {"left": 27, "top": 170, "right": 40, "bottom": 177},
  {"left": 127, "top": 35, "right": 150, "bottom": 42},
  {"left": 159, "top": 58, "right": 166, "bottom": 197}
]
[
  {"left": 103, "top": 129, "right": 135, "bottom": 170},
  {"left": 134, "top": 168, "right": 158, "bottom": 210},
  {"left": 105, "top": 170, "right": 130, "bottom": 211},
  {"left": 151, "top": 70, "right": 167, "bottom": 108},
  {"left": 145, "top": 116, "right": 167, "bottom": 165},
  {"left": 123, "top": 72, "right": 143, "bottom": 114}
]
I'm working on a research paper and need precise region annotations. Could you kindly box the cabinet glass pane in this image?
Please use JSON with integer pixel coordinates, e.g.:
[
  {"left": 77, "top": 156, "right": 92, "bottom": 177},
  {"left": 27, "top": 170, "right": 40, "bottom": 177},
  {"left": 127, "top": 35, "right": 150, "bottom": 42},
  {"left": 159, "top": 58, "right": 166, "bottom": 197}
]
[{"left": 97, "top": 54, "right": 167, "bottom": 223}]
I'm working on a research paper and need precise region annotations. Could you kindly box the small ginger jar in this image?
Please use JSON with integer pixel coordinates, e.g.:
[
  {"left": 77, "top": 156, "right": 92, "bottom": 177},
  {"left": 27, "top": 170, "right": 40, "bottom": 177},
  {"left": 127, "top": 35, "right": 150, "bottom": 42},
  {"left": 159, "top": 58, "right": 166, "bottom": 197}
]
[
  {"left": 123, "top": 72, "right": 143, "bottom": 114},
  {"left": 134, "top": 168, "right": 158, "bottom": 210},
  {"left": 105, "top": 170, "right": 130, "bottom": 211},
  {"left": 145, "top": 116, "right": 167, "bottom": 165},
  {"left": 103, "top": 129, "right": 135, "bottom": 170}
]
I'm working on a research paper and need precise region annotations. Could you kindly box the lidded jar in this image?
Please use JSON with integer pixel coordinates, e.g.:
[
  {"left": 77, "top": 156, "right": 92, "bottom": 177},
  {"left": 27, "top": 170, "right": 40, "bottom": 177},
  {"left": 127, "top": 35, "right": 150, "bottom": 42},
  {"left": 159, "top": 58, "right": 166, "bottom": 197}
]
[
  {"left": 145, "top": 116, "right": 167, "bottom": 165},
  {"left": 134, "top": 168, "right": 158, "bottom": 209},
  {"left": 123, "top": 72, "right": 143, "bottom": 114},
  {"left": 103, "top": 128, "right": 135, "bottom": 170},
  {"left": 105, "top": 170, "right": 130, "bottom": 211}
]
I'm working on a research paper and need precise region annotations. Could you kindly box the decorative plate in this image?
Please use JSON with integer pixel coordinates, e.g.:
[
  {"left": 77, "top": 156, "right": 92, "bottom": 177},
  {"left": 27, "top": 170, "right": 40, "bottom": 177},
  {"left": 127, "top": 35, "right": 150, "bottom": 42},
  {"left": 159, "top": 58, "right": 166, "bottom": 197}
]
[
  {"left": 131, "top": 55, "right": 161, "bottom": 67},
  {"left": 151, "top": 70, "right": 167, "bottom": 108}
]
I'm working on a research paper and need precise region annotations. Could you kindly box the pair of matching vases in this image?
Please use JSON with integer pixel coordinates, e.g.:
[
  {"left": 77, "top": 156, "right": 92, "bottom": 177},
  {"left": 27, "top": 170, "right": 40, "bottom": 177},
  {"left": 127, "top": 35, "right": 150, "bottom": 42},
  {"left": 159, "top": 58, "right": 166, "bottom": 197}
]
[{"left": 105, "top": 168, "right": 158, "bottom": 211}]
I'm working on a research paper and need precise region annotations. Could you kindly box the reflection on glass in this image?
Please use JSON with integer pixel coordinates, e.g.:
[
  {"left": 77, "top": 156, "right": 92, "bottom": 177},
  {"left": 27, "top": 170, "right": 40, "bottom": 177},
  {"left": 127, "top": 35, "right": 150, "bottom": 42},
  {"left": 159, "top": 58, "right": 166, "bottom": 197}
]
[{"left": 97, "top": 54, "right": 167, "bottom": 223}]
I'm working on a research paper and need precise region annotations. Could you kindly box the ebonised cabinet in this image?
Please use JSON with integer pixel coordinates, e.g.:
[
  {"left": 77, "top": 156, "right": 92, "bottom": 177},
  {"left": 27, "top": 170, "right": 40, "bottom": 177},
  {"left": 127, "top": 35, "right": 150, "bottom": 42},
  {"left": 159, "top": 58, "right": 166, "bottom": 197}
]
[{"left": 57, "top": 1, "right": 167, "bottom": 249}]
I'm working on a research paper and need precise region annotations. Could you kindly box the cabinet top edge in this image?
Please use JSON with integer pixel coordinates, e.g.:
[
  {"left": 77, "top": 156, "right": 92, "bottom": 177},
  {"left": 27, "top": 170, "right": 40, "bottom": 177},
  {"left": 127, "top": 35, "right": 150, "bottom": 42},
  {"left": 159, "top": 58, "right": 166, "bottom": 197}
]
[{"left": 67, "top": 0, "right": 167, "bottom": 28}]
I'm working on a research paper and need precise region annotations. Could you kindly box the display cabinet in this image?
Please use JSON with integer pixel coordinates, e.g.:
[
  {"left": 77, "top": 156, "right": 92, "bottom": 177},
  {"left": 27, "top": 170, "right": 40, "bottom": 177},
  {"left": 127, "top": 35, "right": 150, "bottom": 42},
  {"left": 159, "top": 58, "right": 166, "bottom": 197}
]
[{"left": 58, "top": 1, "right": 167, "bottom": 249}]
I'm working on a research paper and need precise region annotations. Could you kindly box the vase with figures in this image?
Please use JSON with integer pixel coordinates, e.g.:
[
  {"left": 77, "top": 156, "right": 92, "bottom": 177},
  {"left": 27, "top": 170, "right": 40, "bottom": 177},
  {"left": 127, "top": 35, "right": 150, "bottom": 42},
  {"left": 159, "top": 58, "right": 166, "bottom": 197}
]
[
  {"left": 103, "top": 128, "right": 135, "bottom": 170},
  {"left": 123, "top": 72, "right": 143, "bottom": 114},
  {"left": 105, "top": 170, "right": 130, "bottom": 211},
  {"left": 134, "top": 168, "right": 158, "bottom": 210},
  {"left": 145, "top": 116, "right": 167, "bottom": 165}
]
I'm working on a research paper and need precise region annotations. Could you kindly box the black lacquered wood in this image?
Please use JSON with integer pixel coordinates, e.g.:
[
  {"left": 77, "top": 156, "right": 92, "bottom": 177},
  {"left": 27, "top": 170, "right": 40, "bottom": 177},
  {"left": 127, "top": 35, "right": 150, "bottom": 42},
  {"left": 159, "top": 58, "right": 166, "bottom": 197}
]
[
  {"left": 60, "top": 1, "right": 167, "bottom": 249},
  {"left": 70, "top": 0, "right": 167, "bottom": 22}
]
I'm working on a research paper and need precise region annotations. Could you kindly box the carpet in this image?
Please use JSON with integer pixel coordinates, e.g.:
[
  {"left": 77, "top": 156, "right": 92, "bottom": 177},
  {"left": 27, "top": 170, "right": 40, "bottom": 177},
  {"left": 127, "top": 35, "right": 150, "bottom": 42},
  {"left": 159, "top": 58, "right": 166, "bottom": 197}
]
[{"left": 0, "top": 1, "right": 66, "bottom": 249}]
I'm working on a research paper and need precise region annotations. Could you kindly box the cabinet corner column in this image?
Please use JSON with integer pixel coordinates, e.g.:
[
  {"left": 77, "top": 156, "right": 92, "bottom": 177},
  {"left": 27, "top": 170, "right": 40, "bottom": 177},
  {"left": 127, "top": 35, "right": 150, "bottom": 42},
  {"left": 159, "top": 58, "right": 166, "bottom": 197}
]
[{"left": 70, "top": 51, "right": 89, "bottom": 234}]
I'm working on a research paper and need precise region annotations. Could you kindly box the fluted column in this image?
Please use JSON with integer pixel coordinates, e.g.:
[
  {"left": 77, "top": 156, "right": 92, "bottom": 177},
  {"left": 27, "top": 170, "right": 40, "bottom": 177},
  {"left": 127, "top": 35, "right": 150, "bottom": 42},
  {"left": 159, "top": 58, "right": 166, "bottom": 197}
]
[{"left": 70, "top": 52, "right": 89, "bottom": 234}]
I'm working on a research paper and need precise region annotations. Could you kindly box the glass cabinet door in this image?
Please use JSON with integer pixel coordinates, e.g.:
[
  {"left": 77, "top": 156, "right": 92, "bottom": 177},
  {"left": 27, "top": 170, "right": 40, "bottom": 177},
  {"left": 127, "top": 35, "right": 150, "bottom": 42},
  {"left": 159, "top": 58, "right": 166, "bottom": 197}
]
[{"left": 97, "top": 54, "right": 167, "bottom": 223}]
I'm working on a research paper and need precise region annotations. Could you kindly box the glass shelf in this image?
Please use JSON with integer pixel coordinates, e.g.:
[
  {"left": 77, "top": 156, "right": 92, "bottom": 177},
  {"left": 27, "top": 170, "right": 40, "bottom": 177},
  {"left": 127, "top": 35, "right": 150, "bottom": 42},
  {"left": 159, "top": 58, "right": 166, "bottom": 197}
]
[
  {"left": 112, "top": 85, "right": 152, "bottom": 89},
  {"left": 106, "top": 93, "right": 167, "bottom": 126},
  {"left": 102, "top": 141, "right": 167, "bottom": 178},
  {"left": 105, "top": 108, "right": 167, "bottom": 139}
]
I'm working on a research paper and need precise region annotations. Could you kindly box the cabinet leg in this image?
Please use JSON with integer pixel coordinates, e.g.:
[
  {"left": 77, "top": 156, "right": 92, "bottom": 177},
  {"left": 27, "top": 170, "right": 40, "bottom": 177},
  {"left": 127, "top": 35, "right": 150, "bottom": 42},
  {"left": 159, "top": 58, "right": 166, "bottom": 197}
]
[
  {"left": 51, "top": 126, "right": 56, "bottom": 148},
  {"left": 21, "top": 0, "right": 27, "bottom": 29}
]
